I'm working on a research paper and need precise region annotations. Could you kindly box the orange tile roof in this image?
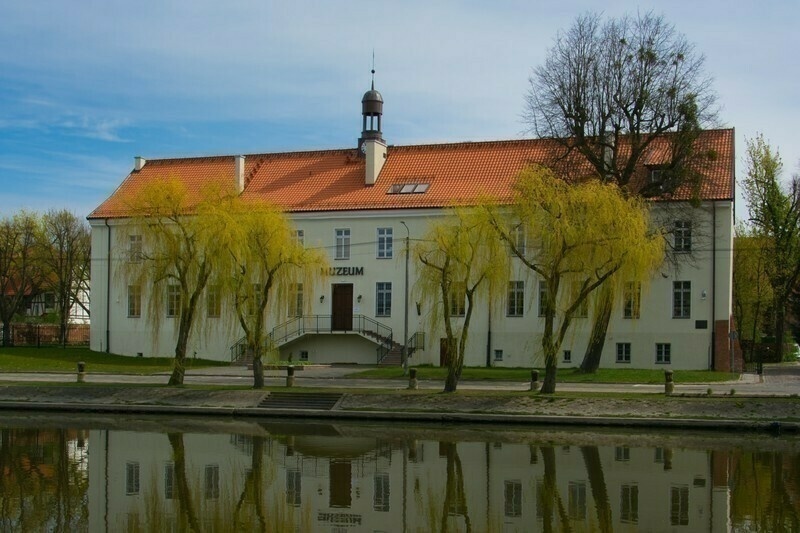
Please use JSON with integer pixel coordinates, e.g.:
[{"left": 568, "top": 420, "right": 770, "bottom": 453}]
[{"left": 88, "top": 129, "right": 734, "bottom": 219}]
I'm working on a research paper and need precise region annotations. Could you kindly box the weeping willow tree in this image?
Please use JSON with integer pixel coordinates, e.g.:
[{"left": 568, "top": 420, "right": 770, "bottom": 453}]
[
  {"left": 485, "top": 166, "right": 664, "bottom": 393},
  {"left": 210, "top": 197, "right": 327, "bottom": 388},
  {"left": 414, "top": 207, "right": 509, "bottom": 392},
  {"left": 120, "top": 179, "right": 228, "bottom": 385}
]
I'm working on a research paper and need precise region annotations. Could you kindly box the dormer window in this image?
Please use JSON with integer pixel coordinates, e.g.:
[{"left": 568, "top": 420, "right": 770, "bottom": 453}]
[
  {"left": 387, "top": 183, "right": 429, "bottom": 194},
  {"left": 648, "top": 167, "right": 665, "bottom": 184}
]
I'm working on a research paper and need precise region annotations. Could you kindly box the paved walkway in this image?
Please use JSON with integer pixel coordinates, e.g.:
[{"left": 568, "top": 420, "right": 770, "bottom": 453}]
[{"left": 0, "top": 362, "right": 797, "bottom": 396}]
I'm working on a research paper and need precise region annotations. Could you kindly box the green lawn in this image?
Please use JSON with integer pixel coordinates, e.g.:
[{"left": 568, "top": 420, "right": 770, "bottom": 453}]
[
  {"left": 0, "top": 346, "right": 228, "bottom": 374},
  {"left": 347, "top": 366, "right": 738, "bottom": 384}
]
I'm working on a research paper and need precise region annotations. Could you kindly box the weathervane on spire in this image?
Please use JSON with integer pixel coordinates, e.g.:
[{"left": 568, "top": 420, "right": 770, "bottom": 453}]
[{"left": 371, "top": 49, "right": 376, "bottom": 90}]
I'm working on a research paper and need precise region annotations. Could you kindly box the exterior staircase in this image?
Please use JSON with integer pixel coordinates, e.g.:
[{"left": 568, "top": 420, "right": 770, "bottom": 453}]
[{"left": 258, "top": 392, "right": 343, "bottom": 410}]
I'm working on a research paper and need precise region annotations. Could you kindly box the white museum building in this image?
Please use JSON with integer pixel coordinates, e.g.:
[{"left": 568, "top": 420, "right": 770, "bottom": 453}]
[{"left": 88, "top": 84, "right": 740, "bottom": 371}]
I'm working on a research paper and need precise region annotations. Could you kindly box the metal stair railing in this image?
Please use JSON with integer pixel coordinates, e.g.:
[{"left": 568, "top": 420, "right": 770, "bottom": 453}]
[
  {"left": 230, "top": 315, "right": 394, "bottom": 362},
  {"left": 406, "top": 331, "right": 425, "bottom": 356}
]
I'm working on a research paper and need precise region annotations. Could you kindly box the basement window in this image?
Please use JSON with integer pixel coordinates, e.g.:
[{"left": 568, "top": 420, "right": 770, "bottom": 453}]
[{"left": 387, "top": 183, "right": 430, "bottom": 194}]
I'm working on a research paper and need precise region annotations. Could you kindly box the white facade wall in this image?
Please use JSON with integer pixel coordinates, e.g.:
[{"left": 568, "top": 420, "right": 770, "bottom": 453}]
[{"left": 89, "top": 200, "right": 733, "bottom": 370}]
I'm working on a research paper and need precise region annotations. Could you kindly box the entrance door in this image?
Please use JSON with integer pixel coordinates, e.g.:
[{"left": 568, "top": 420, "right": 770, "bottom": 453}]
[{"left": 331, "top": 284, "right": 353, "bottom": 331}]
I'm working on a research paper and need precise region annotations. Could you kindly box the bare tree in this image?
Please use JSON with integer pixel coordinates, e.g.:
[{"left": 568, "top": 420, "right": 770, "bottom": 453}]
[
  {"left": 0, "top": 213, "right": 44, "bottom": 346},
  {"left": 40, "top": 209, "right": 91, "bottom": 347},
  {"left": 525, "top": 11, "right": 719, "bottom": 371}
]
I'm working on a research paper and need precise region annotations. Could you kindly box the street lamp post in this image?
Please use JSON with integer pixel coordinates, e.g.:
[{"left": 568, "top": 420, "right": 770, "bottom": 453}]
[{"left": 401, "top": 221, "right": 410, "bottom": 374}]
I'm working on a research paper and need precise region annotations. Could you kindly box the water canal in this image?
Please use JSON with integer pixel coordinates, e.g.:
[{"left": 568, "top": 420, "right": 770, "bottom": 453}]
[{"left": 0, "top": 413, "right": 797, "bottom": 532}]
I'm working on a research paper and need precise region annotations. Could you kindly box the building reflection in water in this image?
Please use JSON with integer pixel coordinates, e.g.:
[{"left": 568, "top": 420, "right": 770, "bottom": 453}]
[{"left": 0, "top": 419, "right": 798, "bottom": 531}]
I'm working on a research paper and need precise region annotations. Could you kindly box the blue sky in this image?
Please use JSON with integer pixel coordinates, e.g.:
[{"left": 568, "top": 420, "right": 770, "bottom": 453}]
[{"left": 1, "top": 1, "right": 797, "bottom": 220}]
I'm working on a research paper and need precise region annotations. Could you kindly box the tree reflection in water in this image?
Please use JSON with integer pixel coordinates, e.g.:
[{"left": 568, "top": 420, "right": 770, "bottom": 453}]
[{"left": 0, "top": 419, "right": 798, "bottom": 531}]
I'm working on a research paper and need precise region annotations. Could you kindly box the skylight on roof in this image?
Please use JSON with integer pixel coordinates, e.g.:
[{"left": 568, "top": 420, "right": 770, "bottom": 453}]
[{"left": 387, "top": 183, "right": 429, "bottom": 194}]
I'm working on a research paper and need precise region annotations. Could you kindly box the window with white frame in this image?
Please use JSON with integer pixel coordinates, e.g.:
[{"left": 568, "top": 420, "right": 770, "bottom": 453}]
[
  {"left": 288, "top": 283, "right": 303, "bottom": 317},
  {"left": 563, "top": 350, "right": 572, "bottom": 363},
  {"left": 623, "top": 281, "right": 641, "bottom": 319},
  {"left": 615, "top": 446, "right": 630, "bottom": 461},
  {"left": 673, "top": 281, "right": 691, "bottom": 318},
  {"left": 293, "top": 229, "right": 304, "bottom": 247},
  {"left": 568, "top": 481, "right": 587, "bottom": 520},
  {"left": 286, "top": 469, "right": 301, "bottom": 507},
  {"left": 449, "top": 282, "right": 466, "bottom": 317},
  {"left": 128, "top": 285, "right": 141, "bottom": 318},
  {"left": 504, "top": 480, "right": 522, "bottom": 517},
  {"left": 207, "top": 285, "right": 220, "bottom": 317},
  {"left": 616, "top": 343, "right": 631, "bottom": 363},
  {"left": 507, "top": 281, "right": 524, "bottom": 317},
  {"left": 494, "top": 349, "right": 503, "bottom": 361},
  {"left": 164, "top": 463, "right": 175, "bottom": 500},
  {"left": 374, "top": 473, "right": 390, "bottom": 512},
  {"left": 204, "top": 465, "right": 219, "bottom": 500},
  {"left": 166, "top": 284, "right": 180, "bottom": 317},
  {"left": 126, "top": 462, "right": 140, "bottom": 495},
  {"left": 656, "top": 343, "right": 671, "bottom": 364},
  {"left": 674, "top": 220, "right": 692, "bottom": 253},
  {"left": 377, "top": 227, "right": 393, "bottom": 259},
  {"left": 538, "top": 281, "right": 549, "bottom": 317},
  {"left": 335, "top": 228, "right": 350, "bottom": 260},
  {"left": 620, "top": 484, "right": 639, "bottom": 524},
  {"left": 128, "top": 234, "right": 143, "bottom": 262},
  {"left": 670, "top": 485, "right": 689, "bottom": 526},
  {"left": 376, "top": 282, "right": 392, "bottom": 317}
]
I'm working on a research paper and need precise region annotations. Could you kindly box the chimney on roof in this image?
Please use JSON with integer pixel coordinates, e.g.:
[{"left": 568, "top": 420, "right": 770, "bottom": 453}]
[
  {"left": 364, "top": 141, "right": 387, "bottom": 186},
  {"left": 235, "top": 155, "right": 245, "bottom": 193},
  {"left": 134, "top": 156, "right": 146, "bottom": 171}
]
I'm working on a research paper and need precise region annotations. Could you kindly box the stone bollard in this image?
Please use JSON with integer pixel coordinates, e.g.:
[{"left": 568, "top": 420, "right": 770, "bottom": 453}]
[
  {"left": 286, "top": 365, "right": 295, "bottom": 387},
  {"left": 408, "top": 368, "right": 418, "bottom": 390},
  {"left": 664, "top": 369, "right": 674, "bottom": 395},
  {"left": 530, "top": 370, "right": 540, "bottom": 392},
  {"left": 77, "top": 361, "right": 86, "bottom": 383}
]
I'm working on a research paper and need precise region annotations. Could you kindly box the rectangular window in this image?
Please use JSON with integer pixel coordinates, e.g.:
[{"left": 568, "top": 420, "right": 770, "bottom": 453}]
[
  {"left": 494, "top": 349, "right": 503, "bottom": 361},
  {"left": 620, "top": 484, "right": 638, "bottom": 524},
  {"left": 335, "top": 228, "right": 351, "bottom": 260},
  {"left": 166, "top": 284, "right": 180, "bottom": 318},
  {"left": 126, "top": 462, "right": 140, "bottom": 495},
  {"left": 288, "top": 283, "right": 303, "bottom": 317},
  {"left": 615, "top": 446, "right": 630, "bottom": 461},
  {"left": 670, "top": 485, "right": 689, "bottom": 526},
  {"left": 616, "top": 343, "right": 631, "bottom": 363},
  {"left": 568, "top": 481, "right": 587, "bottom": 520},
  {"left": 377, "top": 227, "right": 393, "bottom": 259},
  {"left": 374, "top": 473, "right": 390, "bottom": 512},
  {"left": 563, "top": 350, "right": 571, "bottom": 363},
  {"left": 204, "top": 465, "right": 219, "bottom": 500},
  {"left": 623, "top": 281, "right": 641, "bottom": 319},
  {"left": 656, "top": 343, "right": 671, "bottom": 364},
  {"left": 504, "top": 480, "right": 522, "bottom": 517},
  {"left": 127, "top": 285, "right": 141, "bottom": 318},
  {"left": 538, "top": 280, "right": 548, "bottom": 317},
  {"left": 674, "top": 220, "right": 692, "bottom": 253},
  {"left": 293, "top": 229, "right": 304, "bottom": 247},
  {"left": 164, "top": 463, "right": 175, "bottom": 500},
  {"left": 376, "top": 282, "right": 392, "bottom": 317},
  {"left": 286, "top": 469, "right": 301, "bottom": 507},
  {"left": 507, "top": 281, "right": 524, "bottom": 317},
  {"left": 128, "top": 235, "right": 142, "bottom": 262},
  {"left": 207, "top": 286, "right": 220, "bottom": 318},
  {"left": 449, "top": 282, "right": 466, "bottom": 317},
  {"left": 509, "top": 224, "right": 526, "bottom": 256},
  {"left": 673, "top": 281, "right": 691, "bottom": 318}
]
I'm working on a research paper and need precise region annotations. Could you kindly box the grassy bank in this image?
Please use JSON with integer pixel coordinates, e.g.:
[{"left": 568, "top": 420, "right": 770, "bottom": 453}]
[
  {"left": 347, "top": 366, "right": 738, "bottom": 384},
  {"left": 0, "top": 346, "right": 228, "bottom": 374}
]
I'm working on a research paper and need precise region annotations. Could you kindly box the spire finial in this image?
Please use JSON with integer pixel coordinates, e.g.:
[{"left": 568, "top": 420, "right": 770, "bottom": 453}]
[{"left": 371, "top": 50, "right": 375, "bottom": 90}]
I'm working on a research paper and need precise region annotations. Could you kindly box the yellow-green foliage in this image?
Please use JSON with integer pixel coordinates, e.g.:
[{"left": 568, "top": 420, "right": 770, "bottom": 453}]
[
  {"left": 208, "top": 196, "right": 328, "bottom": 360},
  {"left": 414, "top": 207, "right": 509, "bottom": 390},
  {"left": 119, "top": 178, "right": 231, "bottom": 351}
]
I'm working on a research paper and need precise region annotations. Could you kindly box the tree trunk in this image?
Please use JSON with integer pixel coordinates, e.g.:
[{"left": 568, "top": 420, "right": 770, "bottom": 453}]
[
  {"left": 252, "top": 353, "right": 264, "bottom": 389},
  {"left": 1, "top": 322, "right": 10, "bottom": 347},
  {"left": 581, "top": 446, "right": 613, "bottom": 533},
  {"left": 541, "top": 361, "right": 557, "bottom": 394},
  {"left": 168, "top": 332, "right": 188, "bottom": 386},
  {"left": 168, "top": 433, "right": 201, "bottom": 533},
  {"left": 775, "top": 301, "right": 786, "bottom": 362},
  {"left": 580, "top": 286, "right": 613, "bottom": 373}
]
